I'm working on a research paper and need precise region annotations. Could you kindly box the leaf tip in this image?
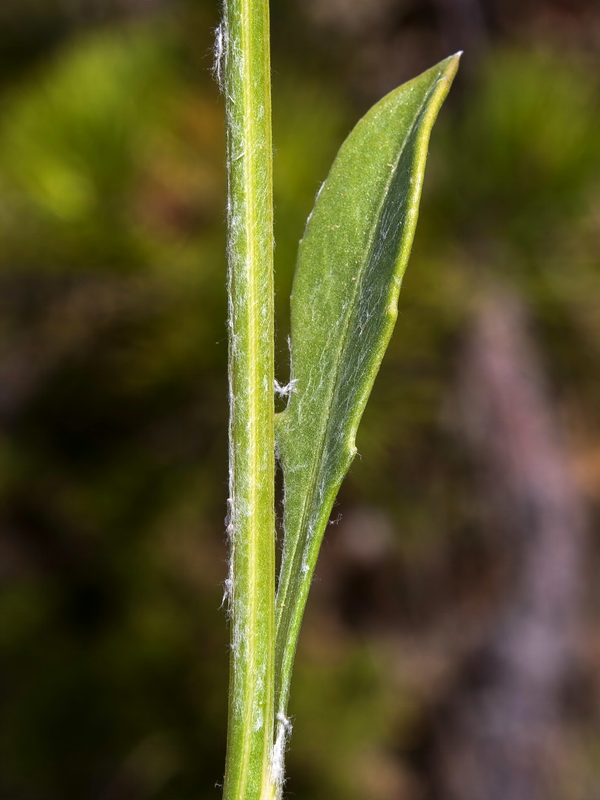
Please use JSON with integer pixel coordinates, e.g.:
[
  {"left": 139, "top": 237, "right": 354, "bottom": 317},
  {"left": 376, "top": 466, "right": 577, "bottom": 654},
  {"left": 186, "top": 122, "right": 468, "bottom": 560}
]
[{"left": 440, "top": 51, "right": 462, "bottom": 83}]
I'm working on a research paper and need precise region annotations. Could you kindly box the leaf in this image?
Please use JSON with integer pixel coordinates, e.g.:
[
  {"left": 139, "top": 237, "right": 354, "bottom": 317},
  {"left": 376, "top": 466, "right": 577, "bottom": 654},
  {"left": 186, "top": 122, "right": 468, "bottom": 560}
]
[{"left": 274, "top": 54, "right": 460, "bottom": 717}]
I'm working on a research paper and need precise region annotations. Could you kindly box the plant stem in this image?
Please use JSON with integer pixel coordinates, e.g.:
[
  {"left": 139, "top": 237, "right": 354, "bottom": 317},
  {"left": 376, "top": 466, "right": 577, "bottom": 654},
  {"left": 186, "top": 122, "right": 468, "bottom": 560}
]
[{"left": 221, "top": 1, "right": 275, "bottom": 800}]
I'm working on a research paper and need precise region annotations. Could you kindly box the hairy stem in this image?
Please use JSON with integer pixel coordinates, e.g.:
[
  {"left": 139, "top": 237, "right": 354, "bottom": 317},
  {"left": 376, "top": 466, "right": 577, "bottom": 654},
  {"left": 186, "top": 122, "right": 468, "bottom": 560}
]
[{"left": 221, "top": 1, "right": 275, "bottom": 799}]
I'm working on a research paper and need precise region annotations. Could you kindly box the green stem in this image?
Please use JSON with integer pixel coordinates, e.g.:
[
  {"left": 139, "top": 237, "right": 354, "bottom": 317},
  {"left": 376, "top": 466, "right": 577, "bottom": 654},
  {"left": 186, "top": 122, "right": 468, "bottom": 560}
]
[{"left": 221, "top": 1, "right": 275, "bottom": 800}]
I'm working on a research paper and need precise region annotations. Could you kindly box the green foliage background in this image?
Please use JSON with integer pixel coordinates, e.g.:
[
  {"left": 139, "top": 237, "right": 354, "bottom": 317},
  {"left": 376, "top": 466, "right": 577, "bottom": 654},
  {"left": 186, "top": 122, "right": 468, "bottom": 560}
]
[{"left": 1, "top": 2, "right": 599, "bottom": 799}]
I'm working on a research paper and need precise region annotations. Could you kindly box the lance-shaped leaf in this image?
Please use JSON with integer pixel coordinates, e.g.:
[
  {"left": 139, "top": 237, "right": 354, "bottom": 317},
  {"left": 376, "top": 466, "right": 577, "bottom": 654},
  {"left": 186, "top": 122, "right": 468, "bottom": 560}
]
[{"left": 274, "top": 54, "right": 460, "bottom": 722}]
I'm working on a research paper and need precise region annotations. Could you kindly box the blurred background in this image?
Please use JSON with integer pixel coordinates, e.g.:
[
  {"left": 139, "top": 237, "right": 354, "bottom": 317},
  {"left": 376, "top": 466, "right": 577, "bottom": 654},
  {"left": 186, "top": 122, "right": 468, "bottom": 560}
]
[{"left": 1, "top": 1, "right": 599, "bottom": 798}]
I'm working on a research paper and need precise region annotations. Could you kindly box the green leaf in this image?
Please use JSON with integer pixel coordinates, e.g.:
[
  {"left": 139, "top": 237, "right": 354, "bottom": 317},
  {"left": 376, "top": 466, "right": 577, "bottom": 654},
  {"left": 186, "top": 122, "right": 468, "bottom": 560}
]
[{"left": 274, "top": 54, "right": 460, "bottom": 721}]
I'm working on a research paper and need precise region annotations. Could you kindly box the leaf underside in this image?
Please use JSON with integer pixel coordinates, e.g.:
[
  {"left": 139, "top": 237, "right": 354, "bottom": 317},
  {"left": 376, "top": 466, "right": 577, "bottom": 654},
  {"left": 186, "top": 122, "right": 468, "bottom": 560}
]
[{"left": 274, "top": 54, "right": 460, "bottom": 718}]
